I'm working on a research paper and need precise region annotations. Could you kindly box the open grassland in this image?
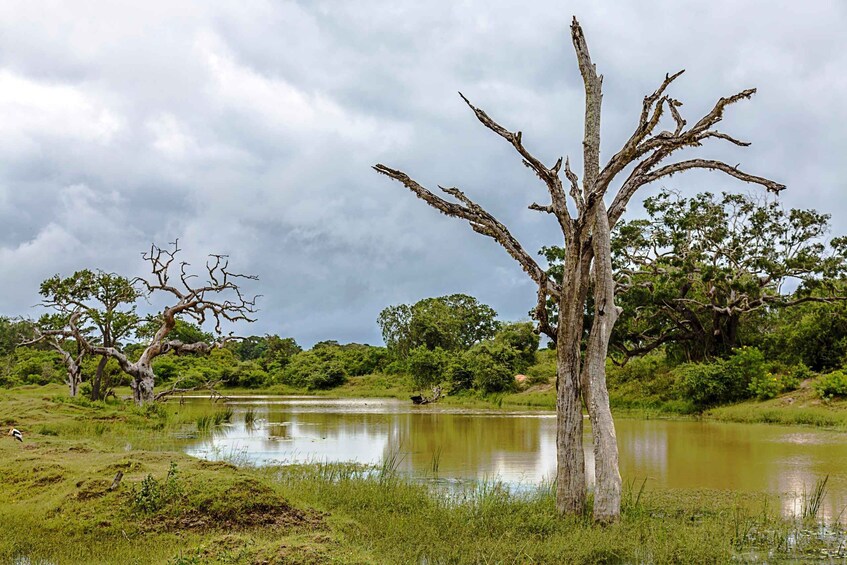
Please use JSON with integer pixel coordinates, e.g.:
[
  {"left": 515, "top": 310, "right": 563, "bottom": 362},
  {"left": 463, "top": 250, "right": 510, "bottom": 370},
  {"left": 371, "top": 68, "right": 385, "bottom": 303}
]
[{"left": 1, "top": 386, "right": 846, "bottom": 563}]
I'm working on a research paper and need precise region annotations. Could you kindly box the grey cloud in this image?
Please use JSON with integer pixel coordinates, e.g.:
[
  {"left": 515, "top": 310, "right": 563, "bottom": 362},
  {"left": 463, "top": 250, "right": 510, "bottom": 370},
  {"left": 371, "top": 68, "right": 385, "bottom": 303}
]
[{"left": 1, "top": 0, "right": 845, "bottom": 346}]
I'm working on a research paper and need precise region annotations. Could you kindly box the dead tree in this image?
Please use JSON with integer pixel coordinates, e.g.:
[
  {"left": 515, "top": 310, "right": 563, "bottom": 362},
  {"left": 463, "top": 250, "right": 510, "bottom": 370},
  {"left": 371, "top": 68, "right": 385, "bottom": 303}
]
[
  {"left": 71, "top": 241, "right": 258, "bottom": 405},
  {"left": 374, "top": 17, "right": 784, "bottom": 522}
]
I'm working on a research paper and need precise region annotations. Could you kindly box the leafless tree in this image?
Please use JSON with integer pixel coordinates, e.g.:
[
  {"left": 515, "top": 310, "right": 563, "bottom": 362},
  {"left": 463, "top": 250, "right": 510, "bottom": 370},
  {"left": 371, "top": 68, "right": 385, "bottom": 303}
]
[
  {"left": 70, "top": 241, "right": 258, "bottom": 405},
  {"left": 374, "top": 17, "right": 783, "bottom": 522}
]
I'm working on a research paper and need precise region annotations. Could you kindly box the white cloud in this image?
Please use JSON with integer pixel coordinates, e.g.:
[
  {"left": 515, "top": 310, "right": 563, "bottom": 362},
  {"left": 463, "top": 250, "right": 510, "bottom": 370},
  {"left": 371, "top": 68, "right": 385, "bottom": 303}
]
[{"left": 0, "top": 70, "right": 122, "bottom": 155}]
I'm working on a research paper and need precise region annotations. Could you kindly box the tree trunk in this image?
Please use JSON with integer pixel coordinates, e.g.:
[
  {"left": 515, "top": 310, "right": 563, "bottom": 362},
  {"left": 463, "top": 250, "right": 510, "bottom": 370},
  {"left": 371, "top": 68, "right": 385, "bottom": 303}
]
[
  {"left": 583, "top": 201, "right": 622, "bottom": 523},
  {"left": 91, "top": 355, "right": 108, "bottom": 401},
  {"left": 68, "top": 365, "right": 81, "bottom": 397},
  {"left": 554, "top": 246, "right": 588, "bottom": 515},
  {"left": 132, "top": 366, "right": 156, "bottom": 405}
]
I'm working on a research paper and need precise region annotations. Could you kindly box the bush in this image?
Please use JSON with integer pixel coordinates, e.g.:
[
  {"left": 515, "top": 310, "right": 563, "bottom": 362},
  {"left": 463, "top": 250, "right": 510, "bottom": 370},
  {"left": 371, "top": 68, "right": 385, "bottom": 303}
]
[
  {"left": 676, "top": 347, "right": 766, "bottom": 408},
  {"left": 491, "top": 322, "right": 539, "bottom": 372},
  {"left": 748, "top": 372, "right": 784, "bottom": 400},
  {"left": 280, "top": 349, "right": 348, "bottom": 390},
  {"left": 813, "top": 370, "right": 847, "bottom": 398},
  {"left": 446, "top": 351, "right": 475, "bottom": 391},
  {"left": 406, "top": 346, "right": 447, "bottom": 391},
  {"left": 465, "top": 347, "right": 515, "bottom": 393}
]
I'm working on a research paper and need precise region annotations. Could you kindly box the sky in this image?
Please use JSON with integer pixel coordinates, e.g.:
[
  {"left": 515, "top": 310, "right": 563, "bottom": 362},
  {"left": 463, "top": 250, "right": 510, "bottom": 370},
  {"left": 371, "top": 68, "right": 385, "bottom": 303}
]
[{"left": 1, "top": 1, "right": 845, "bottom": 347}]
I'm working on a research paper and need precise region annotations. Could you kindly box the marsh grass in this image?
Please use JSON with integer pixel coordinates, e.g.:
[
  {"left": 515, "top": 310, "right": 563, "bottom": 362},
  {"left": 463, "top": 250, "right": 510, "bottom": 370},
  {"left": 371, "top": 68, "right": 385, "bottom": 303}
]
[
  {"left": 243, "top": 406, "right": 256, "bottom": 428},
  {"left": 802, "top": 475, "right": 830, "bottom": 521},
  {"left": 429, "top": 446, "right": 442, "bottom": 476}
]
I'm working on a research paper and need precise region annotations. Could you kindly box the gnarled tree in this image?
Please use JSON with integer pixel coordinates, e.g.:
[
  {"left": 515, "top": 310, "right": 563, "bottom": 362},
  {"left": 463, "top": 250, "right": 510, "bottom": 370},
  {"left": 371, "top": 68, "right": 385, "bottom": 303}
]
[
  {"left": 20, "top": 315, "right": 85, "bottom": 397},
  {"left": 39, "top": 270, "right": 140, "bottom": 400},
  {"left": 70, "top": 242, "right": 258, "bottom": 404},
  {"left": 374, "top": 17, "right": 783, "bottom": 522}
]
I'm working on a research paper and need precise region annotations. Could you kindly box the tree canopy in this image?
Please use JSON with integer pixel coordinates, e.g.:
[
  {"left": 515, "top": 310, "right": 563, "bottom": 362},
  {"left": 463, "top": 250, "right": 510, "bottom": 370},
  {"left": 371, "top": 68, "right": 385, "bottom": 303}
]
[{"left": 378, "top": 294, "right": 500, "bottom": 357}]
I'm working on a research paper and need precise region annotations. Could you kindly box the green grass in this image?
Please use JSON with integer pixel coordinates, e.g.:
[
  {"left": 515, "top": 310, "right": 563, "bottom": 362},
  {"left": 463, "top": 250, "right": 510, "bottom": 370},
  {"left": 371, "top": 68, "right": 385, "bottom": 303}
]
[{"left": 706, "top": 385, "right": 847, "bottom": 429}]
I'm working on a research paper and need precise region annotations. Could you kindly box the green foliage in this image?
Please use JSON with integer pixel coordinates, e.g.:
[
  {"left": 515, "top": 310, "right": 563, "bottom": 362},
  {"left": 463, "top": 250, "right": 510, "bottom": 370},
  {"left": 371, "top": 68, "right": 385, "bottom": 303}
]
[
  {"left": 760, "top": 300, "right": 847, "bottom": 371},
  {"left": 463, "top": 345, "right": 515, "bottom": 393},
  {"left": 813, "top": 370, "right": 847, "bottom": 398},
  {"left": 378, "top": 294, "right": 499, "bottom": 357},
  {"left": 406, "top": 346, "right": 447, "bottom": 390},
  {"left": 4, "top": 348, "right": 64, "bottom": 386},
  {"left": 0, "top": 317, "right": 34, "bottom": 356},
  {"left": 676, "top": 347, "right": 766, "bottom": 408},
  {"left": 39, "top": 269, "right": 140, "bottom": 347},
  {"left": 131, "top": 462, "right": 184, "bottom": 514},
  {"left": 557, "top": 189, "right": 847, "bottom": 362},
  {"left": 280, "top": 347, "right": 348, "bottom": 390},
  {"left": 748, "top": 372, "right": 795, "bottom": 400},
  {"left": 228, "top": 334, "right": 301, "bottom": 370},
  {"left": 490, "top": 322, "right": 539, "bottom": 371}
]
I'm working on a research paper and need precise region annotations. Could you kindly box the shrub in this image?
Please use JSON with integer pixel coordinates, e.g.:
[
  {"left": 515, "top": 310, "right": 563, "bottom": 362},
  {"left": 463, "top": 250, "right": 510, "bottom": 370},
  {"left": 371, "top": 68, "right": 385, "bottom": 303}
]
[
  {"left": 814, "top": 370, "right": 847, "bottom": 398},
  {"left": 748, "top": 372, "right": 784, "bottom": 400},
  {"left": 465, "top": 348, "right": 515, "bottom": 393},
  {"left": 281, "top": 349, "right": 348, "bottom": 390},
  {"left": 675, "top": 347, "right": 766, "bottom": 408},
  {"left": 406, "top": 346, "right": 447, "bottom": 391},
  {"left": 491, "top": 322, "right": 539, "bottom": 372},
  {"left": 446, "top": 351, "right": 475, "bottom": 391},
  {"left": 131, "top": 462, "right": 183, "bottom": 514}
]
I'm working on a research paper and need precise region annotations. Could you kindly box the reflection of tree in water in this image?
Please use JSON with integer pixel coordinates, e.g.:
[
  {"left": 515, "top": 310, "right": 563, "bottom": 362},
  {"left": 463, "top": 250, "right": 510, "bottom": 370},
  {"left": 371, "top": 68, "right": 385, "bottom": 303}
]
[
  {"left": 257, "top": 405, "right": 551, "bottom": 480},
  {"left": 384, "top": 412, "right": 549, "bottom": 479}
]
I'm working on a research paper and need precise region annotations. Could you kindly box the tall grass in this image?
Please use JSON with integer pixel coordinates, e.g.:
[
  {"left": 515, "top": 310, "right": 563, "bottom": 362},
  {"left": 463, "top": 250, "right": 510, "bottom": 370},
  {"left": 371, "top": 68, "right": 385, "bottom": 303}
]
[
  {"left": 802, "top": 475, "right": 829, "bottom": 521},
  {"left": 244, "top": 406, "right": 256, "bottom": 428},
  {"left": 196, "top": 406, "right": 233, "bottom": 432}
]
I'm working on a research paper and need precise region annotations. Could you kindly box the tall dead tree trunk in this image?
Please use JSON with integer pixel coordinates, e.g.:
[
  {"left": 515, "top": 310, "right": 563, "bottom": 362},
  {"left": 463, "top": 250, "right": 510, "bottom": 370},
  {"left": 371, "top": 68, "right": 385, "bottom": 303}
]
[{"left": 375, "top": 16, "right": 784, "bottom": 521}]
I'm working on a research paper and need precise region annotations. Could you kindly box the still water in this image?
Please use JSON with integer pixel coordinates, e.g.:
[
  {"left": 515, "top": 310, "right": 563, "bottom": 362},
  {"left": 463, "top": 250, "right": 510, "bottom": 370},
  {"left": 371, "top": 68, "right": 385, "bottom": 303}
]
[{"left": 180, "top": 396, "right": 847, "bottom": 522}]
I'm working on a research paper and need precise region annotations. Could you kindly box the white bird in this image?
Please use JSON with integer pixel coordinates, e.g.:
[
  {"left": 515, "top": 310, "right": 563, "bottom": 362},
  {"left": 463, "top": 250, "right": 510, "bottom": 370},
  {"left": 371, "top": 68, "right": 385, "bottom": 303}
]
[{"left": 8, "top": 428, "right": 22, "bottom": 442}]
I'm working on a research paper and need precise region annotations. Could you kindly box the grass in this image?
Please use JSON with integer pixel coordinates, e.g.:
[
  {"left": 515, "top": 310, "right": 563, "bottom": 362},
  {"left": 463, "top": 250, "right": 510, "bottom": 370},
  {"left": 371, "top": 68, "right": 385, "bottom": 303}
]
[
  {"left": 2, "top": 385, "right": 847, "bottom": 563},
  {"left": 706, "top": 385, "right": 847, "bottom": 430}
]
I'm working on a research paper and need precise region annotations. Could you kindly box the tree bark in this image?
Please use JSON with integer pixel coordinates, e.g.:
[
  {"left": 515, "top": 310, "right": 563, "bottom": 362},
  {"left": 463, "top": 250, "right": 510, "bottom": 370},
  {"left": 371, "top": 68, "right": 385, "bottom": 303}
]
[
  {"left": 555, "top": 244, "right": 588, "bottom": 514},
  {"left": 91, "top": 355, "right": 108, "bottom": 401},
  {"left": 68, "top": 364, "right": 81, "bottom": 397},
  {"left": 131, "top": 366, "right": 156, "bottom": 405},
  {"left": 583, "top": 202, "right": 622, "bottom": 523}
]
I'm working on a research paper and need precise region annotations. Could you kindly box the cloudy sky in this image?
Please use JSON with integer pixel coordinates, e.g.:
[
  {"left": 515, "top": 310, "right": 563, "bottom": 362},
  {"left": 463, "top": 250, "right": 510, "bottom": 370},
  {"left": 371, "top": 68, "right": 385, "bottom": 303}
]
[{"left": 1, "top": 1, "right": 845, "bottom": 346}]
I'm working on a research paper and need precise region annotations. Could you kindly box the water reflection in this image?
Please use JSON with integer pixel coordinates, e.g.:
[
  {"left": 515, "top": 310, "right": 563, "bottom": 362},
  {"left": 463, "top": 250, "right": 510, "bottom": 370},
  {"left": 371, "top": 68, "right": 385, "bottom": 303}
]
[{"left": 179, "top": 397, "right": 847, "bottom": 522}]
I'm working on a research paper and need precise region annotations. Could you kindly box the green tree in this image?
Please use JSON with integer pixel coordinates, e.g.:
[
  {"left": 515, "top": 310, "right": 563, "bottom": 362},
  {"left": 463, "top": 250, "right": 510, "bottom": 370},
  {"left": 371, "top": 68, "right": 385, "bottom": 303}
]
[
  {"left": 378, "top": 294, "right": 499, "bottom": 357},
  {"left": 406, "top": 345, "right": 447, "bottom": 391},
  {"left": 609, "top": 190, "right": 847, "bottom": 361},
  {"left": 38, "top": 269, "right": 140, "bottom": 398}
]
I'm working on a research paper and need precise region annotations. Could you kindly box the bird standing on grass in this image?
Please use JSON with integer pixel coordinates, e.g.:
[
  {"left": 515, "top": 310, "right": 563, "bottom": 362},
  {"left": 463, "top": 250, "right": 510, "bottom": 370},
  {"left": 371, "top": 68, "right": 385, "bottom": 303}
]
[{"left": 8, "top": 428, "right": 22, "bottom": 442}]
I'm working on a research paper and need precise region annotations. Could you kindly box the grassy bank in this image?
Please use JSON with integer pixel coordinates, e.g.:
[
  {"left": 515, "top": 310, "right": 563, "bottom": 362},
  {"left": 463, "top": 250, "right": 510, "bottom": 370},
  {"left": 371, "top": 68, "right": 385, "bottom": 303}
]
[{"left": 1, "top": 386, "right": 846, "bottom": 563}]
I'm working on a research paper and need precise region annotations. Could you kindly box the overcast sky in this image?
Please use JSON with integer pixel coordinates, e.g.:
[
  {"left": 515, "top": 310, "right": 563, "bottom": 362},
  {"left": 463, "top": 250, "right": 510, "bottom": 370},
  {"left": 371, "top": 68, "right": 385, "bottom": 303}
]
[{"left": 1, "top": 1, "right": 845, "bottom": 346}]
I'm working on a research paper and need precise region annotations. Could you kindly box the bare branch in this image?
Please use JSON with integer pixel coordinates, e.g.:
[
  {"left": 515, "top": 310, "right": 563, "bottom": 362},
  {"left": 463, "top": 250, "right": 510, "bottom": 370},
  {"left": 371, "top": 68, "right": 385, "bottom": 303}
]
[
  {"left": 457, "top": 92, "right": 572, "bottom": 234},
  {"left": 373, "top": 164, "right": 561, "bottom": 299},
  {"left": 639, "top": 159, "right": 786, "bottom": 194},
  {"left": 571, "top": 17, "right": 604, "bottom": 202}
]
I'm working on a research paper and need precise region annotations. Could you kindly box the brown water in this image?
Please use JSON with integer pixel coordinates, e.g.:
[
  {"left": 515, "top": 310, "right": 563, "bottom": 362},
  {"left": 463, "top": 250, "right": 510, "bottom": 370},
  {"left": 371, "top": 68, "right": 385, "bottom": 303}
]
[{"left": 180, "top": 396, "right": 847, "bottom": 522}]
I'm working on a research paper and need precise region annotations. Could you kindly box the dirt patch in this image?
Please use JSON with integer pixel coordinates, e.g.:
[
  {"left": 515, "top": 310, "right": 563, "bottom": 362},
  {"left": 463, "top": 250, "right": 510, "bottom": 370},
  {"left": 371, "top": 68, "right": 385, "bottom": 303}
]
[
  {"left": 74, "top": 478, "right": 114, "bottom": 500},
  {"left": 259, "top": 533, "right": 339, "bottom": 565},
  {"left": 168, "top": 502, "right": 323, "bottom": 532},
  {"left": 196, "top": 460, "right": 237, "bottom": 471}
]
